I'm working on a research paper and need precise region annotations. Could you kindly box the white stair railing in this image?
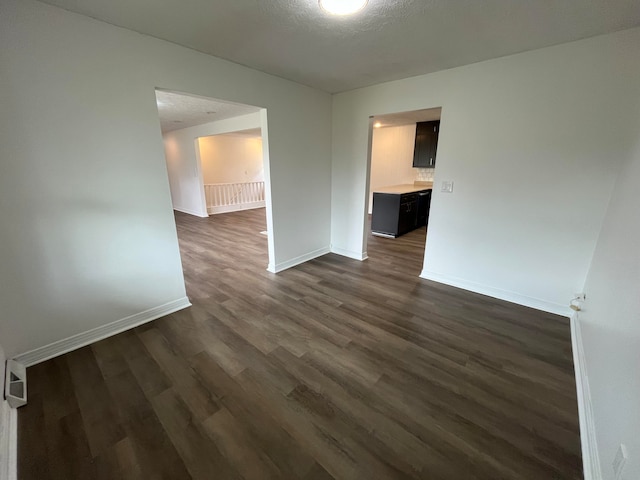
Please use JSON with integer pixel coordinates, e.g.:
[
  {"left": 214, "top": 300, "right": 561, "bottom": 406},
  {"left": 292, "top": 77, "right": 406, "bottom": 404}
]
[{"left": 204, "top": 181, "right": 265, "bottom": 214}]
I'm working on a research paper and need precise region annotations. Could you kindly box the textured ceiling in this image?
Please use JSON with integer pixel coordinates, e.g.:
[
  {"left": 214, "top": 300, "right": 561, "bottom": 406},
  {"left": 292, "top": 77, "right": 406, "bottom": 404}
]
[
  {"left": 156, "top": 90, "right": 260, "bottom": 133},
  {"left": 41, "top": 0, "right": 640, "bottom": 93}
]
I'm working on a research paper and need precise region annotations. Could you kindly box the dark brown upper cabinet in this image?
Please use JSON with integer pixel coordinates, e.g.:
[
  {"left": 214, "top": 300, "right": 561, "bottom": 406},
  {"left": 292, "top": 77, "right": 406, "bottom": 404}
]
[{"left": 412, "top": 120, "right": 440, "bottom": 168}]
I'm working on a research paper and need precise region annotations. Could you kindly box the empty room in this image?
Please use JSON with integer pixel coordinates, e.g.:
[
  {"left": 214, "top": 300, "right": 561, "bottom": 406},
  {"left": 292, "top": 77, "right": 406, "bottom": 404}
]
[{"left": 1, "top": 0, "right": 639, "bottom": 479}]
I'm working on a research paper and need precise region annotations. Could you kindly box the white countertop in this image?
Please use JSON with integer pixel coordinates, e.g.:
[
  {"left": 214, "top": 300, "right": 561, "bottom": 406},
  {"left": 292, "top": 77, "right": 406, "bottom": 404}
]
[{"left": 372, "top": 183, "right": 433, "bottom": 194}]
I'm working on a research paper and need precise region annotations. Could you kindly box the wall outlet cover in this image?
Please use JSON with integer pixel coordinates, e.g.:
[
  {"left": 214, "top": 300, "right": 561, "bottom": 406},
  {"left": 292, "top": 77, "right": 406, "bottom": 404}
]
[{"left": 613, "top": 443, "right": 628, "bottom": 479}]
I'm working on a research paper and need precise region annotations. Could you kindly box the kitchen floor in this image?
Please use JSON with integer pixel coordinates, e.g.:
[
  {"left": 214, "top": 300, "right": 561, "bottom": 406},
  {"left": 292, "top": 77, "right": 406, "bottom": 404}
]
[{"left": 367, "top": 214, "right": 428, "bottom": 277}]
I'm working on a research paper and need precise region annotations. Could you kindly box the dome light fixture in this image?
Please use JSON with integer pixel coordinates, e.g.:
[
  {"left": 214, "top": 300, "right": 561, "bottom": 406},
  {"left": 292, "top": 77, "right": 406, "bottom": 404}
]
[{"left": 319, "top": 0, "right": 368, "bottom": 16}]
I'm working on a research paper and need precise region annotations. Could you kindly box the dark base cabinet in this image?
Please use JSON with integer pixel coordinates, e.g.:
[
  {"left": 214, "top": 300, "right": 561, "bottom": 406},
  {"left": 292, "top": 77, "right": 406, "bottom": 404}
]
[
  {"left": 371, "top": 193, "right": 400, "bottom": 237},
  {"left": 416, "top": 190, "right": 432, "bottom": 228},
  {"left": 372, "top": 190, "right": 430, "bottom": 238}
]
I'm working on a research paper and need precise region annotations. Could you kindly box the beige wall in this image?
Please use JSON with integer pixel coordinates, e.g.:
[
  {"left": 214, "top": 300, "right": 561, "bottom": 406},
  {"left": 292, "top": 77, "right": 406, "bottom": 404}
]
[
  {"left": 368, "top": 125, "right": 417, "bottom": 214},
  {"left": 199, "top": 135, "right": 264, "bottom": 185},
  {"left": 162, "top": 113, "right": 262, "bottom": 217}
]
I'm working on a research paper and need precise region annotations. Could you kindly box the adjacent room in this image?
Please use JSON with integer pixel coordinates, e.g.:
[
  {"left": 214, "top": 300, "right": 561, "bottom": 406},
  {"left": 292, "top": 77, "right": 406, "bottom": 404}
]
[
  {"left": 156, "top": 90, "right": 272, "bottom": 293},
  {"left": 197, "top": 131, "right": 266, "bottom": 217},
  {"left": 2, "top": 0, "right": 640, "bottom": 479},
  {"left": 367, "top": 108, "right": 441, "bottom": 276}
]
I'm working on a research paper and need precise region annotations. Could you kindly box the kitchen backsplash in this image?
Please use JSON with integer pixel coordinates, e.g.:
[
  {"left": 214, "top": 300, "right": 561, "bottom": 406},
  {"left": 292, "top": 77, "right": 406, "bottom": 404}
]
[{"left": 416, "top": 168, "right": 435, "bottom": 182}]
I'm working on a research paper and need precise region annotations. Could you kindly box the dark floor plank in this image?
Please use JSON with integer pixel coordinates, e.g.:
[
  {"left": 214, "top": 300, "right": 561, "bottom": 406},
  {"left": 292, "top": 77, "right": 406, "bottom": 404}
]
[
  {"left": 18, "top": 208, "right": 582, "bottom": 479},
  {"left": 65, "top": 348, "right": 126, "bottom": 458},
  {"left": 99, "top": 361, "right": 191, "bottom": 480},
  {"left": 17, "top": 393, "right": 50, "bottom": 480},
  {"left": 201, "top": 406, "right": 283, "bottom": 480},
  {"left": 45, "top": 411, "right": 97, "bottom": 480},
  {"left": 150, "top": 388, "right": 240, "bottom": 480}
]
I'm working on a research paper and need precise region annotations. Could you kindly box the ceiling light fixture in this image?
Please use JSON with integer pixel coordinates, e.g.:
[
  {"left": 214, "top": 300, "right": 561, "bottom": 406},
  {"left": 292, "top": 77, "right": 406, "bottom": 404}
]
[
  {"left": 374, "top": 122, "right": 382, "bottom": 128},
  {"left": 319, "top": 0, "right": 368, "bottom": 16}
]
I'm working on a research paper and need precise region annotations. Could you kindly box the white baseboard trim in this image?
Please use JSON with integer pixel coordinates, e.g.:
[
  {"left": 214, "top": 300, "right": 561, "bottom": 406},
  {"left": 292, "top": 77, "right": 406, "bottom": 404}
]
[
  {"left": 0, "top": 401, "right": 17, "bottom": 480},
  {"left": 329, "top": 245, "right": 368, "bottom": 261},
  {"left": 419, "top": 269, "right": 571, "bottom": 317},
  {"left": 267, "top": 247, "right": 331, "bottom": 273},
  {"left": 173, "top": 206, "right": 208, "bottom": 218},
  {"left": 208, "top": 201, "right": 265, "bottom": 215},
  {"left": 8, "top": 407, "right": 16, "bottom": 480},
  {"left": 571, "top": 313, "right": 602, "bottom": 480},
  {"left": 14, "top": 297, "right": 192, "bottom": 367}
]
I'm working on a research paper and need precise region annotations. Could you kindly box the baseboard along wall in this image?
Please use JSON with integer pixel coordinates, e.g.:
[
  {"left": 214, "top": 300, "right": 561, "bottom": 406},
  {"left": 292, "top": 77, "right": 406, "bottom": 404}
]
[
  {"left": 208, "top": 201, "right": 266, "bottom": 215},
  {"left": 570, "top": 313, "right": 602, "bottom": 480},
  {"left": 330, "top": 245, "right": 368, "bottom": 261},
  {"left": 14, "top": 297, "right": 192, "bottom": 367},
  {"left": 173, "top": 206, "right": 208, "bottom": 218},
  {"left": 420, "top": 269, "right": 571, "bottom": 317},
  {"left": 267, "top": 247, "right": 331, "bottom": 273}
]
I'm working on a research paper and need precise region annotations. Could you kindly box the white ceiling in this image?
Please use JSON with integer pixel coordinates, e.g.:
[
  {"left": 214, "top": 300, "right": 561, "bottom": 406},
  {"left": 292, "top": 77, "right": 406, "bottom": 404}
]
[
  {"left": 155, "top": 90, "right": 260, "bottom": 133},
  {"left": 374, "top": 108, "right": 442, "bottom": 128},
  {"left": 41, "top": 0, "right": 640, "bottom": 93},
  {"left": 204, "top": 128, "right": 263, "bottom": 139},
  {"left": 225, "top": 128, "right": 263, "bottom": 138}
]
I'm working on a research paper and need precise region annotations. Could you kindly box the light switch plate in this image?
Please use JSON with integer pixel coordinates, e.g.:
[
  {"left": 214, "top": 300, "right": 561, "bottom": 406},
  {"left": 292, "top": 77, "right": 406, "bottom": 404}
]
[{"left": 441, "top": 181, "right": 454, "bottom": 193}]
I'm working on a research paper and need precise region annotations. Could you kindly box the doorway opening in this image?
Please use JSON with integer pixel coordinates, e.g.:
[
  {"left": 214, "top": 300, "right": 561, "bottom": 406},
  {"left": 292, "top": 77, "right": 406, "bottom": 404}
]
[
  {"left": 155, "top": 89, "right": 274, "bottom": 297},
  {"left": 364, "top": 107, "right": 442, "bottom": 276}
]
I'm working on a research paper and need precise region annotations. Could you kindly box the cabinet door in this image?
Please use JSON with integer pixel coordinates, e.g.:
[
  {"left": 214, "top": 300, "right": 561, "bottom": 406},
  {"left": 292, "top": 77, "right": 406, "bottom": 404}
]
[
  {"left": 413, "top": 121, "right": 440, "bottom": 168},
  {"left": 398, "top": 199, "right": 418, "bottom": 235},
  {"left": 412, "top": 123, "right": 428, "bottom": 168},
  {"left": 371, "top": 193, "right": 401, "bottom": 236}
]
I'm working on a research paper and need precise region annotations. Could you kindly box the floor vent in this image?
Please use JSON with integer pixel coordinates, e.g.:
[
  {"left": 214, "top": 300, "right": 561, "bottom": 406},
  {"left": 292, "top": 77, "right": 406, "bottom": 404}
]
[{"left": 4, "top": 360, "right": 27, "bottom": 409}]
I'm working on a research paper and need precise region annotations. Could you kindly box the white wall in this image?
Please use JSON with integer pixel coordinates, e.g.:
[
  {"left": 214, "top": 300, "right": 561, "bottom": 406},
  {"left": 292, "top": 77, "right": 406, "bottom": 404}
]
[
  {"left": 578, "top": 115, "right": 640, "bottom": 479},
  {"left": 0, "top": 0, "right": 332, "bottom": 359},
  {"left": 163, "top": 113, "right": 262, "bottom": 217},
  {"left": 368, "top": 125, "right": 417, "bottom": 214},
  {"left": 0, "top": 342, "right": 8, "bottom": 480},
  {"left": 0, "top": 344, "right": 4, "bottom": 392},
  {"left": 331, "top": 27, "right": 640, "bottom": 315},
  {"left": 199, "top": 135, "right": 263, "bottom": 185}
]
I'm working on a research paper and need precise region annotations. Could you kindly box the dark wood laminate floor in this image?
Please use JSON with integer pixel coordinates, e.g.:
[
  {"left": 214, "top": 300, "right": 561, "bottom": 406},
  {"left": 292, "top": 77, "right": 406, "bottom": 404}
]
[{"left": 18, "top": 208, "right": 582, "bottom": 479}]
